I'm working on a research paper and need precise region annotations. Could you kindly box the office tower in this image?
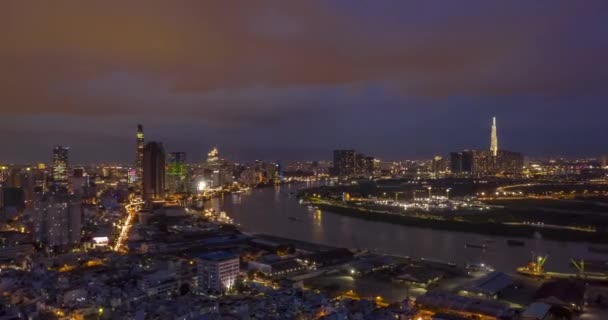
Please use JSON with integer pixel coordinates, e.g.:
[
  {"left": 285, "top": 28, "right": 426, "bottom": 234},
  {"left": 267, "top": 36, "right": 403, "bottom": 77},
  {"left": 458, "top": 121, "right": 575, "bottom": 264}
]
[
  {"left": 168, "top": 152, "right": 187, "bottom": 177},
  {"left": 450, "top": 150, "right": 523, "bottom": 175},
  {"left": 167, "top": 152, "right": 187, "bottom": 193},
  {"left": 136, "top": 124, "right": 145, "bottom": 190},
  {"left": 333, "top": 150, "right": 376, "bottom": 178},
  {"left": 432, "top": 156, "right": 447, "bottom": 174},
  {"left": 494, "top": 150, "right": 524, "bottom": 174},
  {"left": 450, "top": 151, "right": 473, "bottom": 174},
  {"left": 333, "top": 150, "right": 357, "bottom": 178},
  {"left": 450, "top": 118, "right": 523, "bottom": 176},
  {"left": 490, "top": 117, "right": 498, "bottom": 157},
  {"left": 362, "top": 156, "right": 376, "bottom": 177},
  {"left": 52, "top": 146, "right": 69, "bottom": 187},
  {"left": 70, "top": 168, "right": 87, "bottom": 195},
  {"left": 31, "top": 194, "right": 82, "bottom": 249},
  {"left": 143, "top": 141, "right": 166, "bottom": 201},
  {"left": 196, "top": 251, "right": 240, "bottom": 293}
]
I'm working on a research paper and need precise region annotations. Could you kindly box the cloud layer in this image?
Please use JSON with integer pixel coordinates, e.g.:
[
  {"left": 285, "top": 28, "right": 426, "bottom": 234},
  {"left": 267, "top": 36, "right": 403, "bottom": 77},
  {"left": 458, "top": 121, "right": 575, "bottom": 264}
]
[{"left": 1, "top": 1, "right": 607, "bottom": 162}]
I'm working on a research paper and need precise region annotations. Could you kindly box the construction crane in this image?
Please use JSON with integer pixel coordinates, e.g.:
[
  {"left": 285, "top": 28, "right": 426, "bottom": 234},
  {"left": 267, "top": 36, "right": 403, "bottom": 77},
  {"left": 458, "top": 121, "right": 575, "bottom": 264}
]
[{"left": 571, "top": 259, "right": 586, "bottom": 273}]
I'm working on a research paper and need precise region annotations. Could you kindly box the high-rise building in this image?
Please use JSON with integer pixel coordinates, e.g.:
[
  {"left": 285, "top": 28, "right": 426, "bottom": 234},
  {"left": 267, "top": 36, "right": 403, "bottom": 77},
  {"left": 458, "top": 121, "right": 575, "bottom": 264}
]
[
  {"left": 494, "top": 150, "right": 524, "bottom": 174},
  {"left": 333, "top": 150, "right": 377, "bottom": 178},
  {"left": 432, "top": 156, "right": 447, "bottom": 174},
  {"left": 31, "top": 193, "right": 82, "bottom": 249},
  {"left": 143, "top": 141, "right": 166, "bottom": 201},
  {"left": 450, "top": 151, "right": 473, "bottom": 174},
  {"left": 333, "top": 150, "right": 357, "bottom": 178},
  {"left": 196, "top": 251, "right": 240, "bottom": 293},
  {"left": 70, "top": 168, "right": 88, "bottom": 195},
  {"left": 52, "top": 146, "right": 69, "bottom": 187},
  {"left": 450, "top": 150, "right": 523, "bottom": 175},
  {"left": 167, "top": 152, "right": 187, "bottom": 193},
  {"left": 136, "top": 124, "right": 145, "bottom": 190},
  {"left": 490, "top": 116, "right": 498, "bottom": 157},
  {"left": 362, "top": 156, "right": 376, "bottom": 177},
  {"left": 450, "top": 117, "right": 523, "bottom": 176},
  {"left": 167, "top": 152, "right": 187, "bottom": 177}
]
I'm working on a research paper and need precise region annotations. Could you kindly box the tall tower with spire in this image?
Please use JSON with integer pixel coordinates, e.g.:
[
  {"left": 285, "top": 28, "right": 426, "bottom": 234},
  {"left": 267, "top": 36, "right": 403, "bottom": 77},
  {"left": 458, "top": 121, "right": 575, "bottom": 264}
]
[
  {"left": 136, "top": 124, "right": 145, "bottom": 191},
  {"left": 490, "top": 117, "right": 498, "bottom": 157}
]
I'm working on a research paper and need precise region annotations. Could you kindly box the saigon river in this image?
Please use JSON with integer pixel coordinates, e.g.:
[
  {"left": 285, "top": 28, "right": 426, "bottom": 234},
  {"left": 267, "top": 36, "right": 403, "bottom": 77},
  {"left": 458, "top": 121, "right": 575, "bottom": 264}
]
[{"left": 207, "top": 182, "right": 608, "bottom": 274}]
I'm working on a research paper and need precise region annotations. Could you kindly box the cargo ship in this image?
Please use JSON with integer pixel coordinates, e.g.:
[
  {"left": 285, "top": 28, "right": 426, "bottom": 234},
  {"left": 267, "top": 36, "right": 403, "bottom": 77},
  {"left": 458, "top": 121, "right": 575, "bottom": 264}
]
[{"left": 517, "top": 255, "right": 608, "bottom": 282}]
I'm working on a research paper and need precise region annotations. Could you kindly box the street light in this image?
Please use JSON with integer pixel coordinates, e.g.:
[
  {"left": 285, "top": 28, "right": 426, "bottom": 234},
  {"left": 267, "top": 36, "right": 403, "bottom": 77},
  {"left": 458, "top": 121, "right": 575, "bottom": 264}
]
[{"left": 446, "top": 188, "right": 452, "bottom": 199}]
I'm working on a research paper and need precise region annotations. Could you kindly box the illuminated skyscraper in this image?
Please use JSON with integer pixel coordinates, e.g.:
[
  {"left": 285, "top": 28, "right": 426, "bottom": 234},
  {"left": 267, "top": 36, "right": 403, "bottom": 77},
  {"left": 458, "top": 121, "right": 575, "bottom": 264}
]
[
  {"left": 490, "top": 116, "right": 498, "bottom": 157},
  {"left": 143, "top": 141, "right": 165, "bottom": 201},
  {"left": 167, "top": 152, "right": 187, "bottom": 193},
  {"left": 52, "top": 146, "right": 69, "bottom": 187},
  {"left": 136, "top": 124, "right": 145, "bottom": 190},
  {"left": 168, "top": 152, "right": 187, "bottom": 177}
]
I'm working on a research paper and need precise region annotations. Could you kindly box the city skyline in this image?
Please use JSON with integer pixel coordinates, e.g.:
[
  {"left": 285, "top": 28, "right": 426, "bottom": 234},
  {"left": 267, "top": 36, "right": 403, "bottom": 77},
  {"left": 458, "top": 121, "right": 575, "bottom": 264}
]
[
  {"left": 2, "top": 1, "right": 608, "bottom": 163},
  {"left": 0, "top": 116, "right": 606, "bottom": 166},
  {"left": 3, "top": 3, "right": 608, "bottom": 319}
]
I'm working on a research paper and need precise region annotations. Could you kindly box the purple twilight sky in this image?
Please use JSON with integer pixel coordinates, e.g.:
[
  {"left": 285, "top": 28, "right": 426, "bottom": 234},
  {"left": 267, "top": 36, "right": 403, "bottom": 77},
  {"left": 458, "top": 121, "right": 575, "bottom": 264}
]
[{"left": 1, "top": 1, "right": 607, "bottom": 164}]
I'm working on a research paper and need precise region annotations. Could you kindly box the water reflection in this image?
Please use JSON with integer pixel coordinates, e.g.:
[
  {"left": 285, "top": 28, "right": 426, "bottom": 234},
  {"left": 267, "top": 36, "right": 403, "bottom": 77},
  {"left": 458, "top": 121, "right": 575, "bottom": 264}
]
[{"left": 210, "top": 183, "right": 602, "bottom": 273}]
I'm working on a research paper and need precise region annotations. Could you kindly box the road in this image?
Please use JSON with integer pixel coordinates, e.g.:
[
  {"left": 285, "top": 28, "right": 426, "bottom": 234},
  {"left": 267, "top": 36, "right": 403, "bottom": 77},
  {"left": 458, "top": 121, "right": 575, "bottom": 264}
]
[{"left": 113, "top": 200, "right": 143, "bottom": 252}]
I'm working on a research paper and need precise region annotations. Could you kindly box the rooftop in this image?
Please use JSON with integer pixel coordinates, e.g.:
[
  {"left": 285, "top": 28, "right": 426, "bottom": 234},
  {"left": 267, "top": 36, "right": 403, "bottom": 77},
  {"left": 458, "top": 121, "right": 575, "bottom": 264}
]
[
  {"left": 463, "top": 271, "right": 513, "bottom": 295},
  {"left": 196, "top": 251, "right": 238, "bottom": 262},
  {"left": 416, "top": 291, "right": 510, "bottom": 318}
]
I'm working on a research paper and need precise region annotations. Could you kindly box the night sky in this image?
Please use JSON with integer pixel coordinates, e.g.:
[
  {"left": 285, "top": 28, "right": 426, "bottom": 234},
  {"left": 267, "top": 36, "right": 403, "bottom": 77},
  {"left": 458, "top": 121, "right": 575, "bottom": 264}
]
[{"left": 2, "top": 1, "right": 607, "bottom": 164}]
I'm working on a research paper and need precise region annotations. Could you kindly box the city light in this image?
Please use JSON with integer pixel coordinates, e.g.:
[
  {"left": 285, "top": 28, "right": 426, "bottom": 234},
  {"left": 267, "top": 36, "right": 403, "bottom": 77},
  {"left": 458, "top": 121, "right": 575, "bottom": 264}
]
[{"left": 1, "top": 5, "right": 607, "bottom": 320}]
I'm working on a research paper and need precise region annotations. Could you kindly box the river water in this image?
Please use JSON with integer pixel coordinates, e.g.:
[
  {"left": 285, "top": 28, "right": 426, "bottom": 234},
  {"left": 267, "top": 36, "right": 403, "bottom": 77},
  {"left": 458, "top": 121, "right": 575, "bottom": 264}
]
[{"left": 208, "top": 182, "right": 607, "bottom": 273}]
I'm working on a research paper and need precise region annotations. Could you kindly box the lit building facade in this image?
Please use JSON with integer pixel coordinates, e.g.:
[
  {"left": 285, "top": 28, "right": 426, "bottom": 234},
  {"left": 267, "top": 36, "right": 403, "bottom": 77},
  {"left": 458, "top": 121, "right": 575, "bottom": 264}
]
[
  {"left": 450, "top": 150, "right": 523, "bottom": 175},
  {"left": 196, "top": 251, "right": 240, "bottom": 293},
  {"left": 432, "top": 156, "right": 448, "bottom": 174},
  {"left": 31, "top": 194, "right": 82, "bottom": 249},
  {"left": 167, "top": 152, "right": 187, "bottom": 193},
  {"left": 491, "top": 116, "right": 498, "bottom": 157},
  {"left": 136, "top": 124, "right": 145, "bottom": 191},
  {"left": 52, "top": 146, "right": 69, "bottom": 187},
  {"left": 333, "top": 150, "right": 377, "bottom": 178},
  {"left": 450, "top": 117, "right": 523, "bottom": 176},
  {"left": 70, "top": 167, "right": 88, "bottom": 195},
  {"left": 168, "top": 152, "right": 187, "bottom": 177}
]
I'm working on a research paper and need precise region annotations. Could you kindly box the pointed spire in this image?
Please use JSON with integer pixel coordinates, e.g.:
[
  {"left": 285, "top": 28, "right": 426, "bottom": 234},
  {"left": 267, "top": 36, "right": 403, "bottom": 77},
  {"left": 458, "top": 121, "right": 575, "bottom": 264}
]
[{"left": 490, "top": 116, "right": 498, "bottom": 156}]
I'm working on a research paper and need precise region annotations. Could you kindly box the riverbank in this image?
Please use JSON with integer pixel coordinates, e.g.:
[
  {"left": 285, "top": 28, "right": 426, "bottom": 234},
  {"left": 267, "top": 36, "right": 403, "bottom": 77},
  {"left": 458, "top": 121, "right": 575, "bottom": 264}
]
[{"left": 312, "top": 202, "right": 608, "bottom": 244}]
